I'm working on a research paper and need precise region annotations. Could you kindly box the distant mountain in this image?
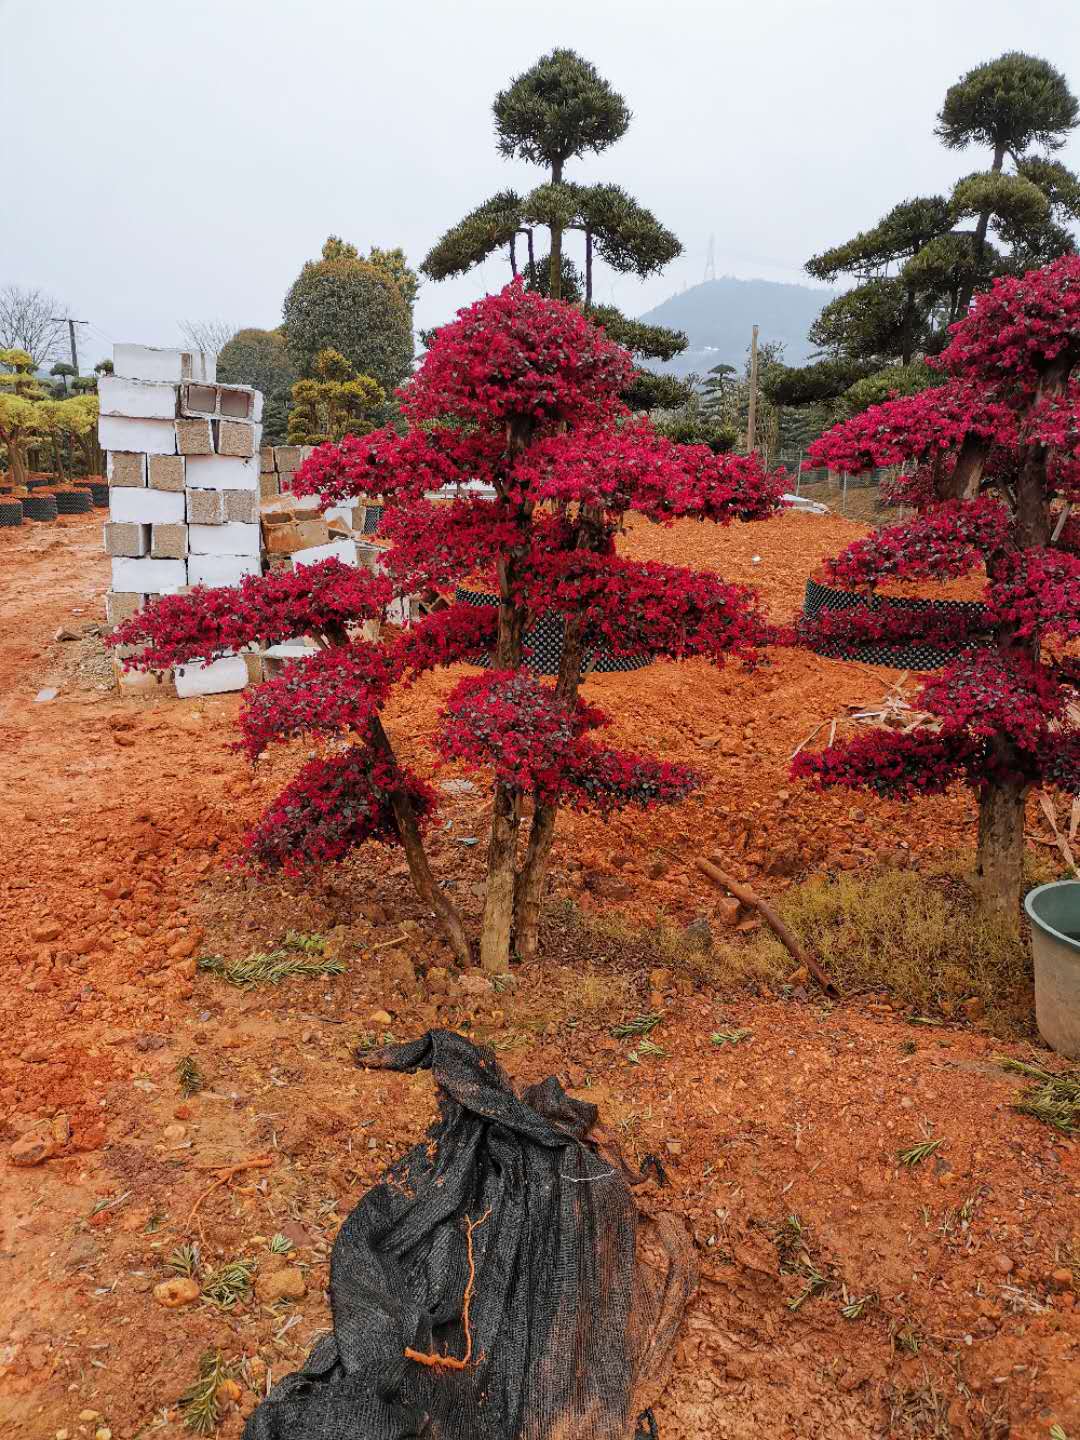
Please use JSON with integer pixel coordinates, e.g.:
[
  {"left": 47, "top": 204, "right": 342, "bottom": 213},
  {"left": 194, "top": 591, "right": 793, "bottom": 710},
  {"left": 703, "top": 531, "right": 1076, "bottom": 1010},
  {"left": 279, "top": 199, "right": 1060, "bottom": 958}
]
[{"left": 638, "top": 276, "right": 837, "bottom": 377}]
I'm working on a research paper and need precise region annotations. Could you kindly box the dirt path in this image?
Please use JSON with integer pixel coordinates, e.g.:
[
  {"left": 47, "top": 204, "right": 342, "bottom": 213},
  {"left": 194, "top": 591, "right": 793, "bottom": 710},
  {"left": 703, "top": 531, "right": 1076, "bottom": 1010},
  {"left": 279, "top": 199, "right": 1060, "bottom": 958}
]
[{"left": 0, "top": 513, "right": 1077, "bottom": 1439}]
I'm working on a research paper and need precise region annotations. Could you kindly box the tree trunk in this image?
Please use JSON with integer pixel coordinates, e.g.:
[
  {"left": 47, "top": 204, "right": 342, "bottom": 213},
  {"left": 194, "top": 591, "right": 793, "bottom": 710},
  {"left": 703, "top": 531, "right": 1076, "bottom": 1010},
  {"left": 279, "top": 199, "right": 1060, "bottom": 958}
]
[
  {"left": 508, "top": 233, "right": 518, "bottom": 279},
  {"left": 370, "top": 717, "right": 472, "bottom": 967},
  {"left": 960, "top": 140, "right": 1007, "bottom": 317},
  {"left": 549, "top": 159, "right": 564, "bottom": 300},
  {"left": 943, "top": 434, "right": 989, "bottom": 500},
  {"left": 479, "top": 418, "right": 534, "bottom": 972},
  {"left": 585, "top": 229, "right": 593, "bottom": 309},
  {"left": 526, "top": 229, "right": 536, "bottom": 288},
  {"left": 974, "top": 777, "right": 1027, "bottom": 929},
  {"left": 1014, "top": 353, "right": 1069, "bottom": 547},
  {"left": 900, "top": 284, "right": 918, "bottom": 367},
  {"left": 512, "top": 614, "right": 587, "bottom": 961}
]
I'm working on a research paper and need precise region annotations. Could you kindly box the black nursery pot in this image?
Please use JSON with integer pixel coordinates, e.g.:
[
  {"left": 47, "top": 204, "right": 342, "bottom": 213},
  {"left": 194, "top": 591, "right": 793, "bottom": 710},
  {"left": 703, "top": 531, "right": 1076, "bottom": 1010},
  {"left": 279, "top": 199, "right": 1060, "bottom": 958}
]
[
  {"left": 802, "top": 577, "right": 989, "bottom": 671},
  {"left": 455, "top": 586, "right": 654, "bottom": 677}
]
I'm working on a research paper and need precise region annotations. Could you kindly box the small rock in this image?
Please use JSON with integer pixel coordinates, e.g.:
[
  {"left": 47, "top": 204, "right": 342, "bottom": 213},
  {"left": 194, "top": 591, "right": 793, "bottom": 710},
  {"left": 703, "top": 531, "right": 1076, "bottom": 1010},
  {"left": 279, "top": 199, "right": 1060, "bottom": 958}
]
[
  {"left": 31, "top": 921, "right": 61, "bottom": 943},
  {"left": 714, "top": 897, "right": 741, "bottom": 928},
  {"left": 439, "top": 779, "right": 475, "bottom": 796},
  {"left": 153, "top": 1276, "right": 200, "bottom": 1308},
  {"left": 457, "top": 975, "right": 489, "bottom": 997},
  {"left": 278, "top": 1219, "right": 312, "bottom": 1249},
  {"left": 161, "top": 1122, "right": 187, "bottom": 1146},
  {"left": 67, "top": 1236, "right": 101, "bottom": 1267},
  {"left": 78, "top": 1413, "right": 100, "bottom": 1424},
  {"left": 9, "top": 1132, "right": 54, "bottom": 1167},
  {"left": 664, "top": 1139, "right": 683, "bottom": 1157},
  {"left": 649, "top": 967, "right": 672, "bottom": 993},
  {"left": 54, "top": 627, "right": 79, "bottom": 642},
  {"left": 34, "top": 688, "right": 59, "bottom": 704},
  {"left": 993, "top": 1254, "right": 1014, "bottom": 1275},
  {"left": 1050, "top": 1267, "right": 1074, "bottom": 1293},
  {"left": 368, "top": 1009, "right": 393, "bottom": 1025},
  {"left": 52, "top": 1113, "right": 71, "bottom": 1146},
  {"left": 647, "top": 858, "right": 669, "bottom": 880},
  {"left": 425, "top": 965, "right": 450, "bottom": 995},
  {"left": 95, "top": 1429, "right": 112, "bottom": 1440},
  {"left": 257, "top": 1267, "right": 307, "bottom": 1303}
]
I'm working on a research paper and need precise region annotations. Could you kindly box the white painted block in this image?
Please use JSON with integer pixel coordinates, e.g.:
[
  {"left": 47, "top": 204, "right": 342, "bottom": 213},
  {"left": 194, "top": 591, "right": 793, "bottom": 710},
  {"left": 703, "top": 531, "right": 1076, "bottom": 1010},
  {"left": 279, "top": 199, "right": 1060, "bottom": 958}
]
[
  {"left": 98, "top": 376, "right": 178, "bottom": 420},
  {"left": 292, "top": 539, "right": 359, "bottom": 569},
  {"left": 109, "top": 488, "right": 185, "bottom": 524},
  {"left": 99, "top": 415, "right": 177, "bottom": 456},
  {"left": 113, "top": 343, "right": 216, "bottom": 384},
  {"left": 111, "top": 557, "right": 188, "bottom": 593},
  {"left": 188, "top": 522, "right": 260, "bottom": 556},
  {"left": 174, "top": 655, "right": 249, "bottom": 698},
  {"left": 188, "top": 554, "right": 260, "bottom": 587},
  {"left": 106, "top": 451, "right": 147, "bottom": 485},
  {"left": 184, "top": 455, "right": 259, "bottom": 491}
]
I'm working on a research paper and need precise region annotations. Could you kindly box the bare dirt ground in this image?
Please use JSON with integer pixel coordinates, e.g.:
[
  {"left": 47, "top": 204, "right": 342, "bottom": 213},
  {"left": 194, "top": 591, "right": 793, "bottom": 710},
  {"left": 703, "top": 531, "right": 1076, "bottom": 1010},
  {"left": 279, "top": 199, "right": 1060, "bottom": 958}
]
[{"left": 1, "top": 510, "right": 1077, "bottom": 1440}]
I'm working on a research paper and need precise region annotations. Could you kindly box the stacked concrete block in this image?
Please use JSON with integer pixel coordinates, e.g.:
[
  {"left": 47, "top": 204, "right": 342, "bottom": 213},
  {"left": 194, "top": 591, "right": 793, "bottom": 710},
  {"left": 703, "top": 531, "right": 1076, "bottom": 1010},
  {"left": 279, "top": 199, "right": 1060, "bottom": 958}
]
[
  {"left": 258, "top": 444, "right": 316, "bottom": 498},
  {"left": 100, "top": 343, "right": 264, "bottom": 697}
]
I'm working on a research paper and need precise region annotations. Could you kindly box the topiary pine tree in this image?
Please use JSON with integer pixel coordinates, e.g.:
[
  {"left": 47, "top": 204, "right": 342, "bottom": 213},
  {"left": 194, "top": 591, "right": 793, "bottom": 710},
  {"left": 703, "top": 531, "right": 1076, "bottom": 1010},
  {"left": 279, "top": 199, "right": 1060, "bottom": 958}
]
[
  {"left": 793, "top": 255, "right": 1080, "bottom": 922},
  {"left": 422, "top": 49, "right": 686, "bottom": 408},
  {"left": 771, "top": 53, "right": 1080, "bottom": 418},
  {"left": 113, "top": 283, "right": 785, "bottom": 972}
]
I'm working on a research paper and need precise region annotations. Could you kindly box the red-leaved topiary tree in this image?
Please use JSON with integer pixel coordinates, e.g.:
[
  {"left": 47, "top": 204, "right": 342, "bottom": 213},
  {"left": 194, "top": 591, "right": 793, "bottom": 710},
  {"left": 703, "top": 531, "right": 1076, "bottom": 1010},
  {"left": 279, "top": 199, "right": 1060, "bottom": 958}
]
[
  {"left": 795, "top": 255, "right": 1080, "bottom": 919},
  {"left": 115, "top": 282, "right": 784, "bottom": 971}
]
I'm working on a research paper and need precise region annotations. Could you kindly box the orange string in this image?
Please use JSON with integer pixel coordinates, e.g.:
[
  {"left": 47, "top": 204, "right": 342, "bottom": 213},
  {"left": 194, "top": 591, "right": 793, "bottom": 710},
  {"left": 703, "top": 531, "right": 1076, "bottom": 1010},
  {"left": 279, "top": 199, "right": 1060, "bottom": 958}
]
[{"left": 404, "top": 1207, "right": 492, "bottom": 1371}]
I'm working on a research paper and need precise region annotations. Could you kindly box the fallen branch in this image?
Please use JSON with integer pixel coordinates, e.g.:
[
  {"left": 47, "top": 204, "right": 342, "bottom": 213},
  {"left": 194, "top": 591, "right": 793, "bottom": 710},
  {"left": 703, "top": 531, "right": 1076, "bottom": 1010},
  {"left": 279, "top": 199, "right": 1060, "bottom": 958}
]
[
  {"left": 185, "top": 1154, "right": 274, "bottom": 1232},
  {"left": 368, "top": 930, "right": 411, "bottom": 954},
  {"left": 695, "top": 858, "right": 839, "bottom": 997},
  {"left": 404, "top": 1208, "right": 492, "bottom": 1370}
]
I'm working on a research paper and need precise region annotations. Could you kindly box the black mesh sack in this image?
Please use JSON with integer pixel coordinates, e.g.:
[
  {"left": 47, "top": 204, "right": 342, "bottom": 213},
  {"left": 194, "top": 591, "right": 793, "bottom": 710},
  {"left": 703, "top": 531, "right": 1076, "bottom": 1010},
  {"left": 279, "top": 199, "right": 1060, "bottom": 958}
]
[{"left": 245, "top": 1029, "right": 695, "bottom": 1440}]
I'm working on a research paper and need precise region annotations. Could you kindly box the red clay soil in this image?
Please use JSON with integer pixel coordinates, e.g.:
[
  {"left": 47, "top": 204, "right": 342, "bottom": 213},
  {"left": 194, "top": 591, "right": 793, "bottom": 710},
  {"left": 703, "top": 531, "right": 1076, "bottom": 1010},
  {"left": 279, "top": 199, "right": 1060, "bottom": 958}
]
[{"left": 1, "top": 510, "right": 1077, "bottom": 1439}]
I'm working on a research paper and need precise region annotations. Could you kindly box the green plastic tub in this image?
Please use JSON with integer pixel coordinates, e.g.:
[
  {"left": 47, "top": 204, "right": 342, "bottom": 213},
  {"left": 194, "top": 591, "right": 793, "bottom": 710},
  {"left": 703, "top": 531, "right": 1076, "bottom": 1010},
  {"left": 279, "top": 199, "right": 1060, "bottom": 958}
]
[{"left": 1025, "top": 880, "right": 1080, "bottom": 1059}]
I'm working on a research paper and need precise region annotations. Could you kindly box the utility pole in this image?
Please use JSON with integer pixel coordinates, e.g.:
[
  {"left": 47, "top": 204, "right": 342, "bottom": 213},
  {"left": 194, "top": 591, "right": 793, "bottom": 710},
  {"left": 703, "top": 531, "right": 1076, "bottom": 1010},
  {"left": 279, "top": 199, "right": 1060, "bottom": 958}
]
[
  {"left": 746, "top": 323, "right": 759, "bottom": 454},
  {"left": 50, "top": 316, "right": 89, "bottom": 376}
]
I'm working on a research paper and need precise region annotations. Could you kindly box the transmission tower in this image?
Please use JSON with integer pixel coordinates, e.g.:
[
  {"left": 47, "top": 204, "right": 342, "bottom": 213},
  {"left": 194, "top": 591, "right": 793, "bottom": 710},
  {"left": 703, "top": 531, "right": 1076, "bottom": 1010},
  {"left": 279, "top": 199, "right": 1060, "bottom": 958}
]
[{"left": 704, "top": 234, "right": 717, "bottom": 283}]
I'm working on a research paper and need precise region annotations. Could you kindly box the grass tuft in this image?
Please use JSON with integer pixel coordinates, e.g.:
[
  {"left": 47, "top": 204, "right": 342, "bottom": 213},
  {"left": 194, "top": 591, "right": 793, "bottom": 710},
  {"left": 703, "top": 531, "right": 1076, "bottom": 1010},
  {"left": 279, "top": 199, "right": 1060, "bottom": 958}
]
[
  {"left": 711, "top": 1028, "right": 753, "bottom": 1048},
  {"left": 167, "top": 1243, "right": 200, "bottom": 1278},
  {"left": 707, "top": 862, "right": 1035, "bottom": 1036},
  {"left": 611, "top": 1013, "right": 663, "bottom": 1039},
  {"left": 198, "top": 937, "right": 345, "bottom": 990},
  {"left": 201, "top": 1258, "right": 255, "bottom": 1309},
  {"left": 897, "top": 1137, "right": 943, "bottom": 1168},
  {"left": 177, "top": 1056, "right": 204, "bottom": 1097},
  {"left": 999, "top": 1057, "right": 1080, "bottom": 1133},
  {"left": 179, "top": 1350, "right": 233, "bottom": 1435}
]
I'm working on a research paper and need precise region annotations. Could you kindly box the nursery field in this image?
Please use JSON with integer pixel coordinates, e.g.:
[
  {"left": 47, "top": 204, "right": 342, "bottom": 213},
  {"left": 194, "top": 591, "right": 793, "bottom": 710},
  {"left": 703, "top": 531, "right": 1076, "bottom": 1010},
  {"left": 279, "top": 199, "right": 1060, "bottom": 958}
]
[{"left": 1, "top": 509, "right": 1078, "bottom": 1439}]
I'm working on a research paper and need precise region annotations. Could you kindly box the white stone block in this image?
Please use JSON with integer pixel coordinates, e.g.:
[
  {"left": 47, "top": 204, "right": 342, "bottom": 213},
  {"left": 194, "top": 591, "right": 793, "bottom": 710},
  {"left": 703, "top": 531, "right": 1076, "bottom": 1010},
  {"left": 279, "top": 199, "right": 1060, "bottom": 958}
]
[
  {"left": 292, "top": 539, "right": 359, "bottom": 569},
  {"left": 174, "top": 655, "right": 249, "bottom": 698},
  {"left": 188, "top": 522, "right": 260, "bottom": 556},
  {"left": 98, "top": 415, "right": 177, "bottom": 456},
  {"left": 184, "top": 454, "right": 259, "bottom": 491},
  {"left": 324, "top": 503, "right": 357, "bottom": 526},
  {"left": 187, "top": 554, "right": 260, "bottom": 588},
  {"left": 113, "top": 343, "right": 215, "bottom": 384},
  {"left": 98, "top": 375, "right": 178, "bottom": 420},
  {"left": 111, "top": 557, "right": 187, "bottom": 593},
  {"left": 109, "top": 488, "right": 185, "bottom": 524}
]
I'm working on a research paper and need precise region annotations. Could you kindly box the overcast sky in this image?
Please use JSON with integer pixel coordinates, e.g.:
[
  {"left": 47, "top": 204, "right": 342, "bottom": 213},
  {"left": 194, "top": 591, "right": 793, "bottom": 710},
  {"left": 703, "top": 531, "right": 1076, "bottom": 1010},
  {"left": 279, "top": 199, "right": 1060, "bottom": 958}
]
[{"left": 3, "top": 0, "right": 1080, "bottom": 367}]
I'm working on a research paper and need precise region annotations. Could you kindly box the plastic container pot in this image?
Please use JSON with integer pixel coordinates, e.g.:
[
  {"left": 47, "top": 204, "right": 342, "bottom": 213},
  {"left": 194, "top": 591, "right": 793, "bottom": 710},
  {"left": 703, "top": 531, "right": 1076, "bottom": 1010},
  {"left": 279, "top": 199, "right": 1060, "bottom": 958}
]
[{"left": 1025, "top": 880, "right": 1080, "bottom": 1059}]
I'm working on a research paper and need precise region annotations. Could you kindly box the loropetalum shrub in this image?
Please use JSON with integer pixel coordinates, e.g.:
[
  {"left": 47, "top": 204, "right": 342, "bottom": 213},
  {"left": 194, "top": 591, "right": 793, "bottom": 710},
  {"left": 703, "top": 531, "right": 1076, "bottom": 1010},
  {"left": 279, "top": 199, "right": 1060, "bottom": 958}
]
[
  {"left": 795, "top": 254, "right": 1080, "bottom": 914},
  {"left": 115, "top": 281, "right": 784, "bottom": 971}
]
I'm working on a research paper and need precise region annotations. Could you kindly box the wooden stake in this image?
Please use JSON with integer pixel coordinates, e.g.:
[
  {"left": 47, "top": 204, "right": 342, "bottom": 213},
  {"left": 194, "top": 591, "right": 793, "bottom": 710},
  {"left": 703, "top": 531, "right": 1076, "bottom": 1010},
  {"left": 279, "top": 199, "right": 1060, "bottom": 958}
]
[{"left": 694, "top": 858, "right": 838, "bottom": 996}]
